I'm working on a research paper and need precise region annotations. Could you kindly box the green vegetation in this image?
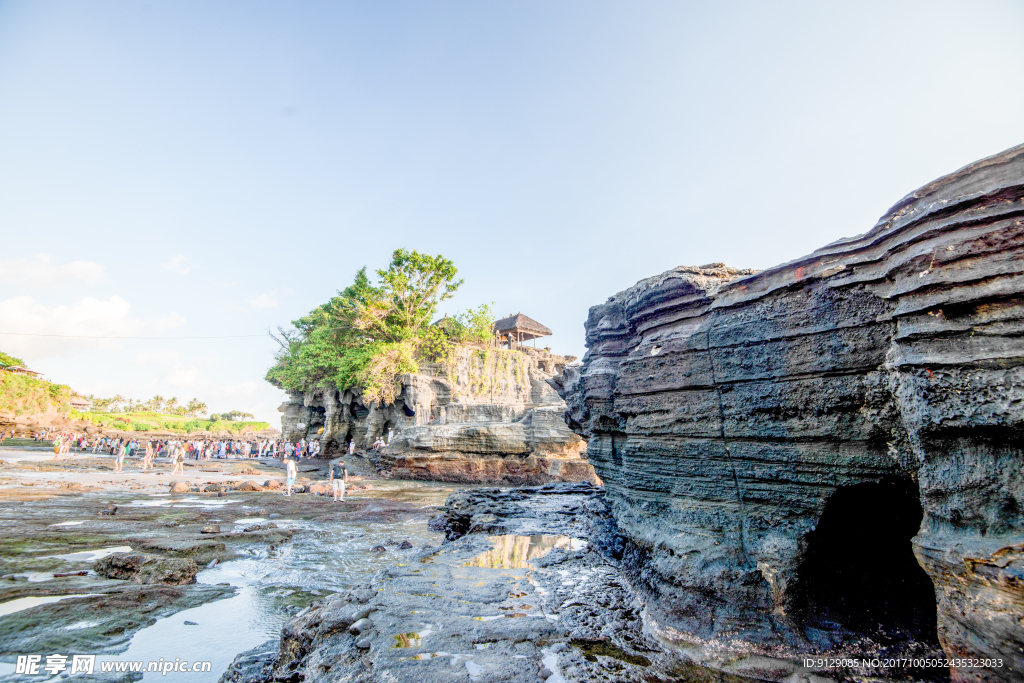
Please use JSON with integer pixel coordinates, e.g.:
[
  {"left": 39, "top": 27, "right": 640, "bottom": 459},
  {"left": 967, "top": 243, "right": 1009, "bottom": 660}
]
[
  {"left": 69, "top": 410, "right": 269, "bottom": 435},
  {"left": 87, "top": 394, "right": 208, "bottom": 417},
  {"left": 267, "top": 249, "right": 495, "bottom": 405},
  {"left": 0, "top": 348, "right": 265, "bottom": 435},
  {"left": 0, "top": 371, "right": 72, "bottom": 415},
  {"left": 0, "top": 351, "right": 26, "bottom": 368},
  {"left": 212, "top": 410, "right": 255, "bottom": 421}
]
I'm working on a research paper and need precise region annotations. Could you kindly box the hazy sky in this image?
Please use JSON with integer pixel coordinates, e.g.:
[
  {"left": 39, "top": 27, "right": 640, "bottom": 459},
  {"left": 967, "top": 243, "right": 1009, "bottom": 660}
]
[{"left": 2, "top": 1, "right": 1023, "bottom": 426}]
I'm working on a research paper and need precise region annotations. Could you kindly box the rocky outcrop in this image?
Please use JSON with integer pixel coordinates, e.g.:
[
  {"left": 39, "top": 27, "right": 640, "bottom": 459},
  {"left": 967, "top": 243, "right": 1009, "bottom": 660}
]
[
  {"left": 93, "top": 552, "right": 199, "bottom": 585},
  {"left": 280, "top": 346, "right": 596, "bottom": 484},
  {"left": 558, "top": 143, "right": 1024, "bottom": 682}
]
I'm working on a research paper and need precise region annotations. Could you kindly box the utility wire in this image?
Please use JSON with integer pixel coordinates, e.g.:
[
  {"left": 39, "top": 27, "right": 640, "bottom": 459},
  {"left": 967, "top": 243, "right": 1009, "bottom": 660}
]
[{"left": 0, "top": 331, "right": 266, "bottom": 340}]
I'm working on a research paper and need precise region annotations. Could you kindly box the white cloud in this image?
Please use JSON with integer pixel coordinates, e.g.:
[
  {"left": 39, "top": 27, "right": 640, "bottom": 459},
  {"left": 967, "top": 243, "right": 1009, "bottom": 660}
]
[
  {"left": 162, "top": 254, "right": 191, "bottom": 275},
  {"left": 161, "top": 364, "right": 199, "bottom": 387},
  {"left": 133, "top": 350, "right": 180, "bottom": 365},
  {"left": 0, "top": 295, "right": 186, "bottom": 359},
  {"left": 248, "top": 291, "right": 279, "bottom": 309},
  {"left": 0, "top": 253, "right": 104, "bottom": 287}
]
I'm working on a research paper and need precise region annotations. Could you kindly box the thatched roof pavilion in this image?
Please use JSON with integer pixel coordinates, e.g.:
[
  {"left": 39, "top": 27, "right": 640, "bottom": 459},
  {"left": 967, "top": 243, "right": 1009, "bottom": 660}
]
[{"left": 493, "top": 312, "right": 552, "bottom": 347}]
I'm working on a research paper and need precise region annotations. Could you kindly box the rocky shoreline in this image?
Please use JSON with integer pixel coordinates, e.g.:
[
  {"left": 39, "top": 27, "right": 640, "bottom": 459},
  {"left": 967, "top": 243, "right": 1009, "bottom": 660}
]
[
  {"left": 223, "top": 482, "right": 944, "bottom": 683},
  {"left": 227, "top": 143, "right": 1024, "bottom": 683},
  {"left": 0, "top": 450, "right": 456, "bottom": 680}
]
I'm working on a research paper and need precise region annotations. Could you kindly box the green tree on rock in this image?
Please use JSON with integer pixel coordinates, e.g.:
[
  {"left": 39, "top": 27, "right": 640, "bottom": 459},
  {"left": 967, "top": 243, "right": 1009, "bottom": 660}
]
[{"left": 267, "top": 248, "right": 485, "bottom": 406}]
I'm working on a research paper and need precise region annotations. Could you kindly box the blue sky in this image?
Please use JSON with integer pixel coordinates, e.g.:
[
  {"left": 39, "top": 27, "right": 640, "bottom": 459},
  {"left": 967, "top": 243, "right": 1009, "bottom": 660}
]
[{"left": 2, "top": 1, "right": 1023, "bottom": 426}]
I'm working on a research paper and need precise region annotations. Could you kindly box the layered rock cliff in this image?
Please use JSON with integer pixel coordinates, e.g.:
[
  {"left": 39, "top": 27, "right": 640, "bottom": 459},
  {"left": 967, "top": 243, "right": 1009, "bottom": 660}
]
[
  {"left": 558, "top": 143, "right": 1024, "bottom": 682},
  {"left": 280, "top": 346, "right": 596, "bottom": 484}
]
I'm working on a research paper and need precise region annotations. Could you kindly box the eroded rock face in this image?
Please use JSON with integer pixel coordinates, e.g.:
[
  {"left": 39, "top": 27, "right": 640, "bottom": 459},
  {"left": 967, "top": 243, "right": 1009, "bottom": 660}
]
[
  {"left": 279, "top": 346, "right": 596, "bottom": 484},
  {"left": 559, "top": 143, "right": 1024, "bottom": 682}
]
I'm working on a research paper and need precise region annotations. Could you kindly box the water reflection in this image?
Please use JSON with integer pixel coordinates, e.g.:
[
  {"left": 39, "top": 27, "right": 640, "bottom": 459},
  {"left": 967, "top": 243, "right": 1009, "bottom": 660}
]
[
  {"left": 393, "top": 632, "right": 422, "bottom": 648},
  {"left": 462, "top": 535, "right": 587, "bottom": 569},
  {"left": 90, "top": 485, "right": 451, "bottom": 681}
]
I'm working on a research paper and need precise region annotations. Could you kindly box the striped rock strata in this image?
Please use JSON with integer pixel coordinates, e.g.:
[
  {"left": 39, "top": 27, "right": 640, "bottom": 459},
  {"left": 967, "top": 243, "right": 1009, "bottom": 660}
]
[
  {"left": 280, "top": 346, "right": 596, "bottom": 484},
  {"left": 558, "top": 143, "right": 1024, "bottom": 682}
]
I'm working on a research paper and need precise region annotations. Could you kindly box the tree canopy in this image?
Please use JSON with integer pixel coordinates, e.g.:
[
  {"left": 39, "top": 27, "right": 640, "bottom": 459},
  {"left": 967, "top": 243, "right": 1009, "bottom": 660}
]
[
  {"left": 266, "top": 249, "right": 493, "bottom": 405},
  {"left": 87, "top": 394, "right": 209, "bottom": 417},
  {"left": 0, "top": 350, "right": 26, "bottom": 367}
]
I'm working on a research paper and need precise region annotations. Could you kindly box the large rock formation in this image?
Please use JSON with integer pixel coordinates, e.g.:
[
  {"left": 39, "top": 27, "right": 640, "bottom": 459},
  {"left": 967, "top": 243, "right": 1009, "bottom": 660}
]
[
  {"left": 558, "top": 143, "right": 1024, "bottom": 682},
  {"left": 279, "top": 346, "right": 596, "bottom": 484}
]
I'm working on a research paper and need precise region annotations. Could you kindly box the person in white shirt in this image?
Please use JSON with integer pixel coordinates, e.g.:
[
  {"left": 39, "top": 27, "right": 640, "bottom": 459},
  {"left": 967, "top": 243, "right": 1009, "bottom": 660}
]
[{"left": 284, "top": 457, "right": 297, "bottom": 496}]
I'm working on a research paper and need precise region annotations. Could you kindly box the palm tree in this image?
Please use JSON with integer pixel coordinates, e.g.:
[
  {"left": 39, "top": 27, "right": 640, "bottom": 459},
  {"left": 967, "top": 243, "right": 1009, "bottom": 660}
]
[{"left": 184, "top": 398, "right": 208, "bottom": 417}]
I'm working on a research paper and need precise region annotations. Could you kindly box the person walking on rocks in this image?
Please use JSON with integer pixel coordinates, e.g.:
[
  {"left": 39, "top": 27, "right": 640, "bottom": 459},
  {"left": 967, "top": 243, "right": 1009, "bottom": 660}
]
[
  {"left": 141, "top": 440, "right": 154, "bottom": 470},
  {"left": 284, "top": 456, "right": 297, "bottom": 497},
  {"left": 114, "top": 440, "right": 126, "bottom": 473},
  {"left": 170, "top": 442, "right": 185, "bottom": 475},
  {"left": 330, "top": 460, "right": 348, "bottom": 502}
]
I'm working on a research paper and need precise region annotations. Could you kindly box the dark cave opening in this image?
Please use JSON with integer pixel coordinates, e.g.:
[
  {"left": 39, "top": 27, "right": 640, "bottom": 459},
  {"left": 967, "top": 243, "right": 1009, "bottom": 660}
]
[{"left": 792, "top": 476, "right": 939, "bottom": 647}]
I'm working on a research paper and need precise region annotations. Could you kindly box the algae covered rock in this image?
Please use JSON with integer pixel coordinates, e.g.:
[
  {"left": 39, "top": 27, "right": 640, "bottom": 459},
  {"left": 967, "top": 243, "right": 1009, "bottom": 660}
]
[{"left": 93, "top": 552, "right": 198, "bottom": 585}]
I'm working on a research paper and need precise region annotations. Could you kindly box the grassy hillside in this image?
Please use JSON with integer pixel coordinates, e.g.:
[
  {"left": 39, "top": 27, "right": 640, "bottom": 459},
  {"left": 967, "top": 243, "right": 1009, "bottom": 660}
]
[
  {"left": 69, "top": 410, "right": 270, "bottom": 435},
  {"left": 0, "top": 372, "right": 72, "bottom": 416},
  {"left": 1, "top": 348, "right": 270, "bottom": 435}
]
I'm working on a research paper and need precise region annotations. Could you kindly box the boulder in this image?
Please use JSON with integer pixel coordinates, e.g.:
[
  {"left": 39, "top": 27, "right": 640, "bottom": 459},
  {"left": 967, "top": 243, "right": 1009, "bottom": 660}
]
[
  {"left": 263, "top": 480, "right": 281, "bottom": 490},
  {"left": 234, "top": 480, "right": 264, "bottom": 492},
  {"left": 93, "top": 552, "right": 198, "bottom": 585},
  {"left": 204, "top": 483, "right": 225, "bottom": 493},
  {"left": 200, "top": 525, "right": 220, "bottom": 534},
  {"left": 307, "top": 483, "right": 330, "bottom": 496},
  {"left": 349, "top": 618, "right": 373, "bottom": 636},
  {"left": 168, "top": 481, "right": 189, "bottom": 493}
]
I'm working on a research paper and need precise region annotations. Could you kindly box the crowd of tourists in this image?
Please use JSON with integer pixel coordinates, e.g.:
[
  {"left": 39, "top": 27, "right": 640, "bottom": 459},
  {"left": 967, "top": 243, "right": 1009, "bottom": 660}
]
[
  {"left": 37, "top": 431, "right": 327, "bottom": 463},
  {"left": 2, "top": 427, "right": 377, "bottom": 502}
]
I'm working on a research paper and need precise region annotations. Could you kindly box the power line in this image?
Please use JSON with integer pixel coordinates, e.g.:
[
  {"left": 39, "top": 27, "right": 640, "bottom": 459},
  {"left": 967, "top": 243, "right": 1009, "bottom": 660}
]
[{"left": 0, "top": 331, "right": 267, "bottom": 340}]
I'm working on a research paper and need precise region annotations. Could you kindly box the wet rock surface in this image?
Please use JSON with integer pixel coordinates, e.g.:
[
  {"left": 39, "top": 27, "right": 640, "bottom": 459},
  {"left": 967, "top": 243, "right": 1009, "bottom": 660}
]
[
  {"left": 222, "top": 484, "right": 773, "bottom": 683},
  {"left": 93, "top": 552, "right": 199, "bottom": 585},
  {"left": 0, "top": 456, "right": 455, "bottom": 664},
  {"left": 558, "top": 143, "right": 1024, "bottom": 682}
]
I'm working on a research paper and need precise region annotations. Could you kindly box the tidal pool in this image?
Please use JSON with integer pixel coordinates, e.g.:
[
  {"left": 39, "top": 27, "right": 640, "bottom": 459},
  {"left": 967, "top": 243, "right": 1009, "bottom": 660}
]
[
  {"left": 0, "top": 595, "right": 103, "bottom": 618},
  {"left": 97, "top": 487, "right": 449, "bottom": 681},
  {"left": 48, "top": 546, "right": 132, "bottom": 562},
  {"left": 461, "top": 535, "right": 587, "bottom": 569}
]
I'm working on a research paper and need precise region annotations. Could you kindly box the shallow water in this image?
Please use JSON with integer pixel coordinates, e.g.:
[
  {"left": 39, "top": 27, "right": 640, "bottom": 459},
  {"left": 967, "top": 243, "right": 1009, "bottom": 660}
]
[
  {"left": 459, "top": 535, "right": 587, "bottom": 570},
  {"left": 128, "top": 497, "right": 238, "bottom": 508},
  {"left": 95, "top": 486, "right": 449, "bottom": 681},
  {"left": 48, "top": 546, "right": 132, "bottom": 562},
  {"left": 0, "top": 595, "right": 103, "bottom": 617}
]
